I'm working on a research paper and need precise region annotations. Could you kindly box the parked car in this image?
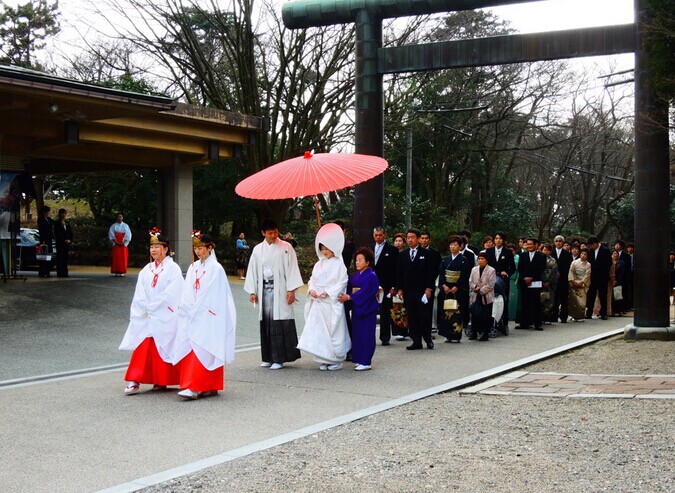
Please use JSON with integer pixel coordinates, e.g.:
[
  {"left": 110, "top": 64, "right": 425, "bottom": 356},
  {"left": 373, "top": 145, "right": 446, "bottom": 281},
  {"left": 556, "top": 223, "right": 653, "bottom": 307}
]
[{"left": 14, "top": 228, "right": 56, "bottom": 271}]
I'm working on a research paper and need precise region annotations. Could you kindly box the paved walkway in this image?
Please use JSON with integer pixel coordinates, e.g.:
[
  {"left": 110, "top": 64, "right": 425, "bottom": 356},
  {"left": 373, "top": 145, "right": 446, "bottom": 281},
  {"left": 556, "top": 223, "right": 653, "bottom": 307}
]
[
  {"left": 0, "top": 269, "right": 646, "bottom": 492},
  {"left": 461, "top": 371, "right": 675, "bottom": 398}
]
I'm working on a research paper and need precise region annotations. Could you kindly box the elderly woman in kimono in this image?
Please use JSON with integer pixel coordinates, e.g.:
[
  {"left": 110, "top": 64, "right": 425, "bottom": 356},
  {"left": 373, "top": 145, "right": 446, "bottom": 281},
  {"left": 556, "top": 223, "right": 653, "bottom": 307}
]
[
  {"left": 437, "top": 235, "right": 472, "bottom": 343},
  {"left": 244, "top": 219, "right": 303, "bottom": 370},
  {"left": 469, "top": 252, "right": 497, "bottom": 341},
  {"left": 120, "top": 229, "right": 184, "bottom": 395},
  {"left": 541, "top": 243, "right": 559, "bottom": 324},
  {"left": 297, "top": 223, "right": 350, "bottom": 371},
  {"left": 173, "top": 232, "right": 236, "bottom": 399},
  {"left": 568, "top": 248, "right": 592, "bottom": 322},
  {"left": 339, "top": 247, "right": 380, "bottom": 371}
]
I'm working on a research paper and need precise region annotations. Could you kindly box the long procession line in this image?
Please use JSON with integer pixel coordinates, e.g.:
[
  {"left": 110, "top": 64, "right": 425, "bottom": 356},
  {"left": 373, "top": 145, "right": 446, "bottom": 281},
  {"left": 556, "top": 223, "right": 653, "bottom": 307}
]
[
  {"left": 96, "top": 328, "right": 625, "bottom": 493},
  {"left": 0, "top": 344, "right": 261, "bottom": 390}
]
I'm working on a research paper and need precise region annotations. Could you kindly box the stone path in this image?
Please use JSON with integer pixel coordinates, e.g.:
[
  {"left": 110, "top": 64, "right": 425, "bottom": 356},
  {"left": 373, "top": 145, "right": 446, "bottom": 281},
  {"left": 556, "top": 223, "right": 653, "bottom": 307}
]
[{"left": 460, "top": 371, "right": 675, "bottom": 399}]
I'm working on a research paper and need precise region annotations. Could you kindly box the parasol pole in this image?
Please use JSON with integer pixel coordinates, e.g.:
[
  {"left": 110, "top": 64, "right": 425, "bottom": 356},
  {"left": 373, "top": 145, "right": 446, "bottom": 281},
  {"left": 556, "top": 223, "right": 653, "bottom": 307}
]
[{"left": 313, "top": 195, "right": 322, "bottom": 227}]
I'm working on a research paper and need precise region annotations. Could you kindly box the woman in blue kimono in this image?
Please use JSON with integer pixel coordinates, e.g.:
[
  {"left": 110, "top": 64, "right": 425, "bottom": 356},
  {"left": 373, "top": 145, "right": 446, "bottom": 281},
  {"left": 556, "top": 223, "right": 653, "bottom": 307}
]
[
  {"left": 437, "top": 235, "right": 472, "bottom": 343},
  {"left": 339, "top": 247, "right": 380, "bottom": 371}
]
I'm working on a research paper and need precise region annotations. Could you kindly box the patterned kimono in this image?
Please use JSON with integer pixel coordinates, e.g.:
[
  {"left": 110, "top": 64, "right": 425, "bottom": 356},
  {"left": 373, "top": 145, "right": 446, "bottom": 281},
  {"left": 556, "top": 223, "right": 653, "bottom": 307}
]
[
  {"left": 568, "top": 258, "right": 591, "bottom": 321},
  {"left": 437, "top": 253, "right": 471, "bottom": 341},
  {"left": 541, "top": 254, "right": 559, "bottom": 323}
]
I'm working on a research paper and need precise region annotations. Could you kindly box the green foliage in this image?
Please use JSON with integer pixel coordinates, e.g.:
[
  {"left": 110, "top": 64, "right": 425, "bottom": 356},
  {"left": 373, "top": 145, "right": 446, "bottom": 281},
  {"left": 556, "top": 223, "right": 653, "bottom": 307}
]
[
  {"left": 611, "top": 185, "right": 675, "bottom": 249},
  {"left": 483, "top": 186, "right": 536, "bottom": 241},
  {"left": 98, "top": 71, "right": 166, "bottom": 97},
  {"left": 193, "top": 159, "right": 257, "bottom": 239},
  {"left": 50, "top": 171, "right": 158, "bottom": 238},
  {"left": 0, "top": 0, "right": 59, "bottom": 69},
  {"left": 645, "top": 0, "right": 675, "bottom": 102}
]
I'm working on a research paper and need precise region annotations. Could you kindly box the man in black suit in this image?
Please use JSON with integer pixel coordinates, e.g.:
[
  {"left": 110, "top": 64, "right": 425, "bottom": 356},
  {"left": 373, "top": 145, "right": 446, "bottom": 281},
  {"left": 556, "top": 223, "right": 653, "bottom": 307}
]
[
  {"left": 485, "top": 231, "right": 516, "bottom": 331},
  {"left": 372, "top": 227, "right": 399, "bottom": 346},
  {"left": 396, "top": 228, "right": 436, "bottom": 350},
  {"left": 552, "top": 235, "right": 573, "bottom": 323},
  {"left": 516, "top": 237, "right": 546, "bottom": 331},
  {"left": 54, "top": 208, "right": 74, "bottom": 278},
  {"left": 585, "top": 236, "right": 612, "bottom": 320},
  {"left": 419, "top": 231, "right": 442, "bottom": 333}
]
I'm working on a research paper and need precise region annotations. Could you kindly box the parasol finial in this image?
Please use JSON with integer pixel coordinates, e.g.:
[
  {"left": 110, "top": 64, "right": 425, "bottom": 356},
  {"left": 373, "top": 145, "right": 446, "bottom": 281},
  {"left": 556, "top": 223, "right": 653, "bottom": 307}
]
[{"left": 303, "top": 151, "right": 312, "bottom": 159}]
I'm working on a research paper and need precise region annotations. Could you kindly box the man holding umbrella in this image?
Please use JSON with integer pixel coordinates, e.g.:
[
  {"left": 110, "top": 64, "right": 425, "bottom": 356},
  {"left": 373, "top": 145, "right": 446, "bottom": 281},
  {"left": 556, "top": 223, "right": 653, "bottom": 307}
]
[{"left": 244, "top": 219, "right": 303, "bottom": 369}]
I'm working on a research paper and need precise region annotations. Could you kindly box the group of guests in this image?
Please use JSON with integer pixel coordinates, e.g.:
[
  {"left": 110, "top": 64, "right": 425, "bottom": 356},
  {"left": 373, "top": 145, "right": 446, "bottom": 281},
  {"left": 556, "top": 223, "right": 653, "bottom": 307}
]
[
  {"left": 120, "top": 229, "right": 235, "bottom": 400},
  {"left": 372, "top": 228, "right": 635, "bottom": 349},
  {"left": 37, "top": 205, "right": 73, "bottom": 278}
]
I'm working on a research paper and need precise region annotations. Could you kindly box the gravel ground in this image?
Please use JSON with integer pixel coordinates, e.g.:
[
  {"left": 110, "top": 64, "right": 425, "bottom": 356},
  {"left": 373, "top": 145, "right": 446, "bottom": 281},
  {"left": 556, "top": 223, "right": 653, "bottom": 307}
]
[{"left": 147, "top": 336, "right": 674, "bottom": 493}]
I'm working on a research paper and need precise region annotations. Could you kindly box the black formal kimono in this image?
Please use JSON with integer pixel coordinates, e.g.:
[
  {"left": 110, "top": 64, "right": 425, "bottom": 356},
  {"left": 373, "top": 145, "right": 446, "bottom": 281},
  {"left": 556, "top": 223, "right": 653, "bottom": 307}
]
[
  {"left": 437, "top": 253, "right": 471, "bottom": 341},
  {"left": 517, "top": 250, "right": 546, "bottom": 329},
  {"left": 486, "top": 246, "right": 516, "bottom": 330}
]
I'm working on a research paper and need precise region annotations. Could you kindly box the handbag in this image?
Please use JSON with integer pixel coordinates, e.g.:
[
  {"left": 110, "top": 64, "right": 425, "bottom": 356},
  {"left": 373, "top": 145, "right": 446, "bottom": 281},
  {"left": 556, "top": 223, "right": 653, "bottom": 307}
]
[
  {"left": 35, "top": 244, "right": 52, "bottom": 261},
  {"left": 613, "top": 286, "right": 623, "bottom": 300},
  {"left": 443, "top": 298, "right": 458, "bottom": 310}
]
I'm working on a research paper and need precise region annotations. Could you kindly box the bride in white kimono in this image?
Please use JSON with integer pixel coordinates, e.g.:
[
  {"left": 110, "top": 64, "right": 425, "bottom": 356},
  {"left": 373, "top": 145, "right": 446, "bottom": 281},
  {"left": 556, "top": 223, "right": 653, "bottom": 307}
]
[{"left": 297, "top": 223, "right": 350, "bottom": 371}]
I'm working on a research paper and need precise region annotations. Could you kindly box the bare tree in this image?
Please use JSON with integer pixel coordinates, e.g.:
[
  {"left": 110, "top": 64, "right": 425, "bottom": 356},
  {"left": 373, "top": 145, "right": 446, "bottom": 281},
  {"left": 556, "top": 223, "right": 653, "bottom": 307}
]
[{"left": 75, "top": 0, "right": 356, "bottom": 226}]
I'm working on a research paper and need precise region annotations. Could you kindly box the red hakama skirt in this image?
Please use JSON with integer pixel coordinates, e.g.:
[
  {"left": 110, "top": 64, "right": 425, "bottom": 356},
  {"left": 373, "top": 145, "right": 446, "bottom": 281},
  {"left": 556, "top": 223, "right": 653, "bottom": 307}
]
[
  {"left": 111, "top": 232, "right": 128, "bottom": 274},
  {"left": 124, "top": 337, "right": 181, "bottom": 385},
  {"left": 179, "top": 350, "right": 224, "bottom": 392}
]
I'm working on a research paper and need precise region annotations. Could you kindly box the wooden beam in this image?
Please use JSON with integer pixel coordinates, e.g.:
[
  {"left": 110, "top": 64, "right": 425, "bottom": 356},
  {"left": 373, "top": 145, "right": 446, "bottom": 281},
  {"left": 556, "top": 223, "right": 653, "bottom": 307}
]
[
  {"left": 79, "top": 123, "right": 215, "bottom": 155},
  {"left": 379, "top": 24, "right": 636, "bottom": 74},
  {"left": 93, "top": 116, "right": 250, "bottom": 144}
]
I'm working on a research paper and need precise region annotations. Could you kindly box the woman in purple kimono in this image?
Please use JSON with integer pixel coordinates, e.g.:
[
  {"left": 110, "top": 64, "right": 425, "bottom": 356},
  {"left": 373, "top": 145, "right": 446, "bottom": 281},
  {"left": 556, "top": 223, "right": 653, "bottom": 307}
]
[{"left": 339, "top": 247, "right": 380, "bottom": 371}]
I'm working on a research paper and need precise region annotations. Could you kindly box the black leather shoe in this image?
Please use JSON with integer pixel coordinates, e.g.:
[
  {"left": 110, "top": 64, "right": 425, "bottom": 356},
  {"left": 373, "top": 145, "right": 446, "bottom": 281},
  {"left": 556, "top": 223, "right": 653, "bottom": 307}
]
[
  {"left": 381, "top": 341, "right": 390, "bottom": 346},
  {"left": 535, "top": 326, "right": 544, "bottom": 331},
  {"left": 406, "top": 344, "right": 423, "bottom": 350},
  {"left": 600, "top": 316, "right": 608, "bottom": 320},
  {"left": 479, "top": 335, "right": 490, "bottom": 341},
  {"left": 515, "top": 325, "right": 528, "bottom": 330},
  {"left": 427, "top": 342, "right": 434, "bottom": 349}
]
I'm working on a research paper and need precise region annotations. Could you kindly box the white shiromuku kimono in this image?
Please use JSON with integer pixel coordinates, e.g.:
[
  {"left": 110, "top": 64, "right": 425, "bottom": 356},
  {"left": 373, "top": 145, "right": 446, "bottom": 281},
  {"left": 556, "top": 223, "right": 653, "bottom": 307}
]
[
  {"left": 174, "top": 251, "right": 236, "bottom": 370},
  {"left": 297, "top": 223, "right": 351, "bottom": 364},
  {"left": 244, "top": 238, "right": 304, "bottom": 321},
  {"left": 119, "top": 255, "right": 184, "bottom": 362}
]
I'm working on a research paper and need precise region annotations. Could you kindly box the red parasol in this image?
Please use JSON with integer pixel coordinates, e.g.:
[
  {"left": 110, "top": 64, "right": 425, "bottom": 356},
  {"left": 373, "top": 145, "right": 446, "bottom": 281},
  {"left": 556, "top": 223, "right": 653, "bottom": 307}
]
[{"left": 235, "top": 151, "right": 388, "bottom": 225}]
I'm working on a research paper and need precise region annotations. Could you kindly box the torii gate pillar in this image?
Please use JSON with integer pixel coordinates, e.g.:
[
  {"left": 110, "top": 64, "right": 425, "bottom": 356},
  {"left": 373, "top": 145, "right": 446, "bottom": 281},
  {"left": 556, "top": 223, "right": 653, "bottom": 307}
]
[{"left": 353, "top": 9, "right": 384, "bottom": 245}]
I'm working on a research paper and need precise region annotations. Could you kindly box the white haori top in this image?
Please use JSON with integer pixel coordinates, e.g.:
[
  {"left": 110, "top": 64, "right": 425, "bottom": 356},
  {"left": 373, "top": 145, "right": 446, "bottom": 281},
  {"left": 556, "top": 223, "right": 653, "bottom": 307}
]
[
  {"left": 108, "top": 221, "right": 132, "bottom": 246},
  {"left": 244, "top": 237, "right": 304, "bottom": 321},
  {"left": 119, "top": 256, "right": 184, "bottom": 363},
  {"left": 174, "top": 251, "right": 236, "bottom": 370}
]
